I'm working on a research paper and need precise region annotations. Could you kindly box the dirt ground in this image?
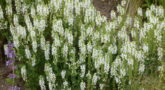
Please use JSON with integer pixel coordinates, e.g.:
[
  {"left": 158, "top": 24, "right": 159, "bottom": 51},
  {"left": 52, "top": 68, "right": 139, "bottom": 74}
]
[
  {"left": 93, "top": 0, "right": 121, "bottom": 19},
  {"left": 0, "top": 64, "right": 11, "bottom": 90}
]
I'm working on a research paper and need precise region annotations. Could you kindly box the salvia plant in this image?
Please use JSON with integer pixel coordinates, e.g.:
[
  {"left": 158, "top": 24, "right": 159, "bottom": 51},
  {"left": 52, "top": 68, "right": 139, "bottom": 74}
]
[
  {"left": 0, "top": 0, "right": 165, "bottom": 89},
  {"left": 4, "top": 43, "right": 21, "bottom": 90}
]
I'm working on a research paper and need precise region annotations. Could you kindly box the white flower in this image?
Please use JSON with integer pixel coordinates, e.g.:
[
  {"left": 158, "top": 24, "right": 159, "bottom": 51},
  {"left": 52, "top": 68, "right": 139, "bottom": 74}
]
[
  {"left": 52, "top": 34, "right": 61, "bottom": 47},
  {"left": 86, "top": 71, "right": 91, "bottom": 79},
  {"left": 95, "top": 12, "right": 102, "bottom": 26},
  {"left": 126, "top": 17, "right": 133, "bottom": 26},
  {"left": 156, "top": 6, "right": 164, "bottom": 17},
  {"left": 79, "top": 42, "right": 86, "bottom": 56},
  {"left": 118, "top": 26, "right": 129, "bottom": 41},
  {"left": 62, "top": 43, "right": 68, "bottom": 57},
  {"left": 114, "top": 56, "right": 122, "bottom": 67},
  {"left": 146, "top": 9, "right": 152, "bottom": 17},
  {"left": 150, "top": 4, "right": 156, "bottom": 12},
  {"left": 75, "top": 0, "right": 81, "bottom": 15},
  {"left": 136, "top": 51, "right": 144, "bottom": 62},
  {"left": 117, "top": 16, "right": 122, "bottom": 24},
  {"left": 121, "top": 0, "right": 127, "bottom": 6},
  {"left": 128, "top": 58, "right": 134, "bottom": 66},
  {"left": 21, "top": 4, "right": 28, "bottom": 14},
  {"left": 92, "top": 31, "right": 100, "bottom": 40},
  {"left": 80, "top": 65, "right": 86, "bottom": 78},
  {"left": 6, "top": 5, "right": 12, "bottom": 16},
  {"left": 115, "top": 77, "right": 121, "bottom": 84},
  {"left": 44, "top": 41, "right": 50, "bottom": 60},
  {"left": 110, "top": 10, "right": 116, "bottom": 19},
  {"left": 134, "top": 19, "right": 140, "bottom": 29},
  {"left": 61, "top": 70, "right": 66, "bottom": 79},
  {"left": 31, "top": 55, "right": 36, "bottom": 67},
  {"left": 137, "top": 8, "right": 143, "bottom": 16},
  {"left": 157, "top": 66, "right": 163, "bottom": 71},
  {"left": 13, "top": 37, "right": 20, "bottom": 48},
  {"left": 32, "top": 40, "right": 38, "bottom": 53},
  {"left": 39, "top": 75, "right": 46, "bottom": 90},
  {"left": 101, "top": 33, "right": 110, "bottom": 43},
  {"left": 51, "top": 45, "right": 57, "bottom": 57},
  {"left": 25, "top": 15, "right": 33, "bottom": 31},
  {"left": 154, "top": 29, "right": 162, "bottom": 42},
  {"left": 65, "top": 29, "right": 73, "bottom": 45},
  {"left": 149, "top": 16, "right": 158, "bottom": 24},
  {"left": 84, "top": 6, "right": 95, "bottom": 23},
  {"left": 17, "top": 25, "right": 27, "bottom": 39},
  {"left": 48, "top": 83, "right": 53, "bottom": 90},
  {"left": 6, "top": 0, "right": 12, "bottom": 4},
  {"left": 108, "top": 44, "right": 117, "bottom": 54},
  {"left": 40, "top": 35, "right": 46, "bottom": 50},
  {"left": 68, "top": 15, "right": 74, "bottom": 25},
  {"left": 80, "top": 81, "right": 86, "bottom": 90},
  {"left": 142, "top": 44, "right": 149, "bottom": 53},
  {"left": 86, "top": 27, "right": 93, "bottom": 36},
  {"left": 92, "top": 48, "right": 99, "bottom": 59},
  {"left": 21, "top": 65, "right": 27, "bottom": 81},
  {"left": 45, "top": 63, "right": 56, "bottom": 90},
  {"left": 104, "top": 62, "right": 110, "bottom": 74},
  {"left": 139, "top": 64, "right": 145, "bottom": 73},
  {"left": 30, "top": 30, "right": 36, "bottom": 39},
  {"left": 52, "top": 19, "right": 64, "bottom": 36},
  {"left": 87, "top": 41, "right": 93, "bottom": 53},
  {"left": 0, "top": 6, "right": 4, "bottom": 19},
  {"left": 30, "top": 6, "right": 36, "bottom": 17},
  {"left": 50, "top": 0, "right": 62, "bottom": 12},
  {"left": 15, "top": 0, "right": 22, "bottom": 14},
  {"left": 37, "top": 4, "right": 49, "bottom": 16},
  {"left": 117, "top": 5, "right": 125, "bottom": 15},
  {"left": 25, "top": 46, "right": 31, "bottom": 59},
  {"left": 120, "top": 68, "right": 126, "bottom": 77},
  {"left": 38, "top": 19, "right": 46, "bottom": 32},
  {"left": 92, "top": 73, "right": 99, "bottom": 85},
  {"left": 63, "top": 80, "right": 68, "bottom": 88},
  {"left": 131, "top": 30, "right": 136, "bottom": 38},
  {"left": 99, "top": 84, "right": 104, "bottom": 90},
  {"left": 157, "top": 47, "right": 163, "bottom": 61}
]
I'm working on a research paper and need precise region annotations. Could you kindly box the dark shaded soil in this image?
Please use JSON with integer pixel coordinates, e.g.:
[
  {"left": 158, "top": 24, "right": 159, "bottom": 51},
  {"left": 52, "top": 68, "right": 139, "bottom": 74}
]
[
  {"left": 93, "top": 0, "right": 121, "bottom": 19},
  {"left": 0, "top": 64, "right": 10, "bottom": 90},
  {"left": 0, "top": 63, "right": 25, "bottom": 90},
  {"left": 0, "top": 42, "right": 24, "bottom": 90}
]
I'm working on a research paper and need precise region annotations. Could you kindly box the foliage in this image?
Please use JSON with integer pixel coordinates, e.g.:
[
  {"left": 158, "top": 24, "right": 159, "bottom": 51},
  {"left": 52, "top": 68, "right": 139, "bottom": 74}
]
[
  {"left": 0, "top": 0, "right": 164, "bottom": 90},
  {"left": 142, "top": 0, "right": 165, "bottom": 8}
]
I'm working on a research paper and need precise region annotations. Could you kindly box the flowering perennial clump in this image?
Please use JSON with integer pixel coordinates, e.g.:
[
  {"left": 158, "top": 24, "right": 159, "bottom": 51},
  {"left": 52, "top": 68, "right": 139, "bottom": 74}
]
[
  {"left": 0, "top": 0, "right": 164, "bottom": 89},
  {"left": 4, "top": 43, "right": 20, "bottom": 90}
]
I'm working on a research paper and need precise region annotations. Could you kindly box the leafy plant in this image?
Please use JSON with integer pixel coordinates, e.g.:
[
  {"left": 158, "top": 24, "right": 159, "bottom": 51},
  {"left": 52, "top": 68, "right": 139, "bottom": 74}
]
[{"left": 0, "top": 0, "right": 164, "bottom": 90}]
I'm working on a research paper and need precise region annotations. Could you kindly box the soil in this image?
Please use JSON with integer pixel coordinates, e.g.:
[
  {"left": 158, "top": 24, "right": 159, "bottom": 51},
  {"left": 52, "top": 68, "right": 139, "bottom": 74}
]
[
  {"left": 0, "top": 62, "right": 25, "bottom": 90},
  {"left": 0, "top": 40, "right": 24, "bottom": 90},
  {"left": 0, "top": 64, "right": 10, "bottom": 90},
  {"left": 93, "top": 0, "right": 121, "bottom": 20}
]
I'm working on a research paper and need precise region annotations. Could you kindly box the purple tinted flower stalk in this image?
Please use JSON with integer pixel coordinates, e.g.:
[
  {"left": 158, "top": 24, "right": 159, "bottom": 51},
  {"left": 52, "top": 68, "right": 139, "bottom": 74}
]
[
  {"left": 8, "top": 73, "right": 17, "bottom": 79},
  {"left": 5, "top": 43, "right": 20, "bottom": 89},
  {"left": 8, "top": 86, "right": 21, "bottom": 90},
  {"left": 5, "top": 48, "right": 16, "bottom": 58},
  {"left": 6, "top": 60, "right": 15, "bottom": 66}
]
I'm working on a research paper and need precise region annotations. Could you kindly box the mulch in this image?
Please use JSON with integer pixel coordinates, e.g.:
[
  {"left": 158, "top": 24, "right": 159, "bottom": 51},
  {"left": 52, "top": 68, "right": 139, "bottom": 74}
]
[
  {"left": 0, "top": 64, "right": 11, "bottom": 90},
  {"left": 93, "top": 0, "right": 121, "bottom": 20}
]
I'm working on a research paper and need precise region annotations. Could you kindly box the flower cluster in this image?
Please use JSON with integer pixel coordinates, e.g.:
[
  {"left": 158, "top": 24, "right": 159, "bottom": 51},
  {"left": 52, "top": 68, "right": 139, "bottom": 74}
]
[
  {"left": 0, "top": 0, "right": 164, "bottom": 89},
  {"left": 4, "top": 43, "right": 20, "bottom": 90},
  {"left": 0, "top": 5, "right": 7, "bottom": 30}
]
